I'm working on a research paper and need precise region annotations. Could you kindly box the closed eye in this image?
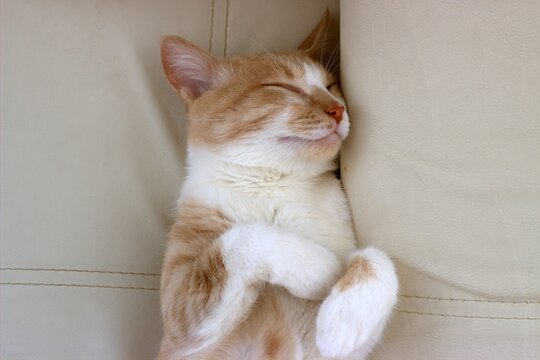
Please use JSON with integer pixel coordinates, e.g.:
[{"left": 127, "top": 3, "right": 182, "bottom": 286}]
[
  {"left": 261, "top": 82, "right": 305, "bottom": 95},
  {"left": 326, "top": 82, "right": 338, "bottom": 90}
]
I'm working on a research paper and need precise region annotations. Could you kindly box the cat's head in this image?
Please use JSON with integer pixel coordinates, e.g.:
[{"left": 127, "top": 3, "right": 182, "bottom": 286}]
[{"left": 161, "top": 11, "right": 348, "bottom": 175}]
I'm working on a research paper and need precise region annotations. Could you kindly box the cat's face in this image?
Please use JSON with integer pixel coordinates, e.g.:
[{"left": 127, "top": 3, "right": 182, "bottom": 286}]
[{"left": 162, "top": 11, "right": 347, "bottom": 172}]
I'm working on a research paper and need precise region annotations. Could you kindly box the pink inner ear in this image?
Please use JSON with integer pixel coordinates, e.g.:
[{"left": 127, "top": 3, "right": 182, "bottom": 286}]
[
  {"left": 162, "top": 37, "right": 213, "bottom": 100},
  {"left": 182, "top": 78, "right": 209, "bottom": 98},
  {"left": 169, "top": 57, "right": 211, "bottom": 98}
]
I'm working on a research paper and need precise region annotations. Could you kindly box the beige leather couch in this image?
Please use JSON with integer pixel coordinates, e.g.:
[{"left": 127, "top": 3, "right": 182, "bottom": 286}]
[
  {"left": 1, "top": 1, "right": 538, "bottom": 359},
  {"left": 340, "top": 1, "right": 540, "bottom": 359}
]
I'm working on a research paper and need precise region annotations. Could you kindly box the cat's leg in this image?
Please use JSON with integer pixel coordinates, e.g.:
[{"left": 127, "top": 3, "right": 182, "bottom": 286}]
[
  {"left": 315, "top": 247, "right": 398, "bottom": 359},
  {"left": 159, "top": 223, "right": 342, "bottom": 359},
  {"left": 159, "top": 236, "right": 256, "bottom": 359},
  {"left": 225, "top": 224, "right": 344, "bottom": 301}
]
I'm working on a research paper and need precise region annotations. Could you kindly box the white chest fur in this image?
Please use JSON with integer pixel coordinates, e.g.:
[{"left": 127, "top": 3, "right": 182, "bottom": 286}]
[{"left": 180, "top": 150, "right": 357, "bottom": 261}]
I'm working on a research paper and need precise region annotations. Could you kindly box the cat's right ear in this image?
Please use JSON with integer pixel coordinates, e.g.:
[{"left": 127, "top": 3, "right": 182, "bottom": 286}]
[
  {"left": 298, "top": 9, "right": 330, "bottom": 59},
  {"left": 161, "top": 36, "right": 217, "bottom": 102}
]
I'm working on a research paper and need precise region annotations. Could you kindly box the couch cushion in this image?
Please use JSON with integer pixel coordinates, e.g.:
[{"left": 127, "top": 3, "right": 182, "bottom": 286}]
[
  {"left": 340, "top": 1, "right": 540, "bottom": 359},
  {"left": 0, "top": 1, "right": 339, "bottom": 359}
]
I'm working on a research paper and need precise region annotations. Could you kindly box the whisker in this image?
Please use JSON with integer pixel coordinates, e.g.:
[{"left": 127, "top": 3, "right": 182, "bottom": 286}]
[
  {"left": 248, "top": 37, "right": 274, "bottom": 55},
  {"left": 247, "top": 37, "right": 290, "bottom": 73},
  {"left": 325, "top": 40, "right": 340, "bottom": 74},
  {"left": 323, "top": 40, "right": 334, "bottom": 69},
  {"left": 329, "top": 63, "right": 341, "bottom": 75},
  {"left": 320, "top": 18, "right": 331, "bottom": 65}
]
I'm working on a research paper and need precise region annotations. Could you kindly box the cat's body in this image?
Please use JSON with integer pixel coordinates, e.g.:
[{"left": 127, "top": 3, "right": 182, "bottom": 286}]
[
  {"left": 158, "top": 12, "right": 398, "bottom": 360},
  {"left": 161, "top": 151, "right": 356, "bottom": 360}
]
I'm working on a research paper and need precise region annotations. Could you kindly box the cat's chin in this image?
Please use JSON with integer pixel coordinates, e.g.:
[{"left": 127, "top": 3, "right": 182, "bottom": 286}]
[{"left": 277, "top": 132, "right": 342, "bottom": 162}]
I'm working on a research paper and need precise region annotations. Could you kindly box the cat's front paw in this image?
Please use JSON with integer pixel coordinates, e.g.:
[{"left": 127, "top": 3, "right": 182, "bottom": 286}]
[
  {"left": 316, "top": 248, "right": 398, "bottom": 359},
  {"left": 273, "top": 241, "right": 343, "bottom": 300}
]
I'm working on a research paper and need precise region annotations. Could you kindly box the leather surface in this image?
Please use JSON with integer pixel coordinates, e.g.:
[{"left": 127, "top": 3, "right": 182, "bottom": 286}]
[
  {"left": 5, "top": 1, "right": 539, "bottom": 359},
  {"left": 340, "top": 1, "right": 540, "bottom": 359},
  {"left": 0, "top": 1, "right": 338, "bottom": 359}
]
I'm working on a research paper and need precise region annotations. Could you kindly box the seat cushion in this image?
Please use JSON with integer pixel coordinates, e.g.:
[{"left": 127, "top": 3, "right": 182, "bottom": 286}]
[
  {"left": 0, "top": 1, "right": 339, "bottom": 359},
  {"left": 340, "top": 1, "right": 540, "bottom": 359}
]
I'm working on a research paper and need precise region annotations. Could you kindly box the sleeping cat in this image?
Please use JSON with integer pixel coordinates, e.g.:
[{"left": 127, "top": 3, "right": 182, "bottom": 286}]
[{"left": 158, "top": 11, "right": 398, "bottom": 360}]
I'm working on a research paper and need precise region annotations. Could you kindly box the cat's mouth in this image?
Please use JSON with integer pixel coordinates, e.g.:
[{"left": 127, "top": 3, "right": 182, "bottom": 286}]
[{"left": 279, "top": 131, "right": 343, "bottom": 146}]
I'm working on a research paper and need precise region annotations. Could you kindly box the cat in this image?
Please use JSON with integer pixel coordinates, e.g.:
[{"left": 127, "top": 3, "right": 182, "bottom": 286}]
[{"left": 157, "top": 11, "right": 398, "bottom": 360}]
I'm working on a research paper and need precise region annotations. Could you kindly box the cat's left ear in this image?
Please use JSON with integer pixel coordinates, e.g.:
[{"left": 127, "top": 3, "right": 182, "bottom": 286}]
[
  {"left": 298, "top": 9, "right": 330, "bottom": 59},
  {"left": 161, "top": 36, "right": 219, "bottom": 102}
]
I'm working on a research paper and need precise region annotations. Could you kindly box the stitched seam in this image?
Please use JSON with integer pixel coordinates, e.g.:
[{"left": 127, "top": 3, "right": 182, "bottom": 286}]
[
  {"left": 397, "top": 310, "right": 540, "bottom": 321},
  {"left": 3, "top": 282, "right": 538, "bottom": 318},
  {"left": 0, "top": 267, "right": 159, "bottom": 277},
  {"left": 209, "top": 0, "right": 215, "bottom": 53},
  {"left": 0, "top": 282, "right": 159, "bottom": 291},
  {"left": 400, "top": 294, "right": 540, "bottom": 305},
  {"left": 223, "top": 0, "right": 229, "bottom": 57},
  {"left": 3, "top": 270, "right": 537, "bottom": 304}
]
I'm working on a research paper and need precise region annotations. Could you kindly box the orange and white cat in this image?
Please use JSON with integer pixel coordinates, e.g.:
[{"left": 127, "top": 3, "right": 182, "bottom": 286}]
[{"left": 158, "top": 11, "right": 398, "bottom": 360}]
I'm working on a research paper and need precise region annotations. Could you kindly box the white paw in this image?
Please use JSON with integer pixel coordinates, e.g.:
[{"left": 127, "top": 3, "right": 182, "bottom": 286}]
[
  {"left": 222, "top": 224, "right": 342, "bottom": 300},
  {"left": 316, "top": 248, "right": 398, "bottom": 359},
  {"left": 274, "top": 241, "right": 343, "bottom": 300}
]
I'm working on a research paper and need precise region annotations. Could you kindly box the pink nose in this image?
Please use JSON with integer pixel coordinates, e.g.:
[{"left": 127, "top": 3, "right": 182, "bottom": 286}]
[{"left": 325, "top": 104, "right": 345, "bottom": 124}]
